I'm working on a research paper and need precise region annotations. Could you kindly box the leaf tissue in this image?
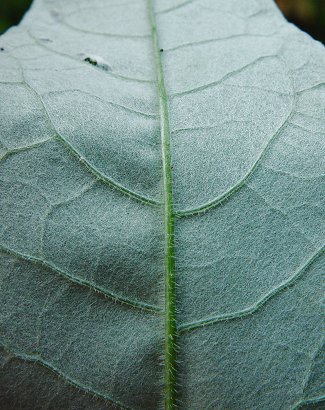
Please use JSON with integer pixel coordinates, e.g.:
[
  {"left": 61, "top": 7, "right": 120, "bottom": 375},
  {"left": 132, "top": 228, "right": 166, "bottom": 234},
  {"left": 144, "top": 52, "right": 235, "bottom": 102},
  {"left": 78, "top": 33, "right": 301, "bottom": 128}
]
[{"left": 0, "top": 0, "right": 324, "bottom": 409}]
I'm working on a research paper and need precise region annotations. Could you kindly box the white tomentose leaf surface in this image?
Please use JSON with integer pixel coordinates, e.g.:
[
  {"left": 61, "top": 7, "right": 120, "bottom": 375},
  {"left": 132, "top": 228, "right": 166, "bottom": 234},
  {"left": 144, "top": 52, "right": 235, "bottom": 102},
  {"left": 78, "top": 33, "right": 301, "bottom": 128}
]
[{"left": 0, "top": 0, "right": 324, "bottom": 409}]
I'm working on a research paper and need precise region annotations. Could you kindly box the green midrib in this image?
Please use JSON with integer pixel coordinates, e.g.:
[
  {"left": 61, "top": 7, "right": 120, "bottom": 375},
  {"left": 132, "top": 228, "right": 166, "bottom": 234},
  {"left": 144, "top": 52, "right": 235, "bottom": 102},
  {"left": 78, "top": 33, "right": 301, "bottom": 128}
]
[{"left": 147, "top": 1, "right": 177, "bottom": 408}]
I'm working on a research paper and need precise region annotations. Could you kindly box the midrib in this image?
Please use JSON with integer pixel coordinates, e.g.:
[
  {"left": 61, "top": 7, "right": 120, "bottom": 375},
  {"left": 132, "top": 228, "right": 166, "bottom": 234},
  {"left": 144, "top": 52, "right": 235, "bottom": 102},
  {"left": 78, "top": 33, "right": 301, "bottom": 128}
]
[{"left": 147, "top": 1, "right": 177, "bottom": 409}]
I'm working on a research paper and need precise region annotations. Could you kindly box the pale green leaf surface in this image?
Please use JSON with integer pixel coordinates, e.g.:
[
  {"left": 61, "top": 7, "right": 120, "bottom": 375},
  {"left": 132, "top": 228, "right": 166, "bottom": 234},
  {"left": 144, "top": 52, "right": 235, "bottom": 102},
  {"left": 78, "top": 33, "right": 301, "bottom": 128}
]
[{"left": 0, "top": 0, "right": 324, "bottom": 409}]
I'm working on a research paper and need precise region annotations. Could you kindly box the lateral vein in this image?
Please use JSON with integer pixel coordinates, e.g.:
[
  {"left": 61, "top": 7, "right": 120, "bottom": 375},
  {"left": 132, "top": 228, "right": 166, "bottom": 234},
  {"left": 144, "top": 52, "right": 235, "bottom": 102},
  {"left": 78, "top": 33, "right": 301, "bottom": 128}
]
[
  {"left": 0, "top": 245, "right": 162, "bottom": 313},
  {"left": 178, "top": 246, "right": 324, "bottom": 333},
  {"left": 0, "top": 339, "right": 131, "bottom": 410},
  {"left": 175, "top": 104, "right": 294, "bottom": 217},
  {"left": 9, "top": 55, "right": 160, "bottom": 207}
]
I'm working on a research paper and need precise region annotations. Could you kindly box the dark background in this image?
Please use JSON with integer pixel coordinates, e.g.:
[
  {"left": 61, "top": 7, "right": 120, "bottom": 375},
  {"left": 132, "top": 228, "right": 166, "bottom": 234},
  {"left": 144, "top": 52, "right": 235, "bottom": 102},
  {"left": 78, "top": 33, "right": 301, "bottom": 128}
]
[{"left": 0, "top": 0, "right": 324, "bottom": 43}]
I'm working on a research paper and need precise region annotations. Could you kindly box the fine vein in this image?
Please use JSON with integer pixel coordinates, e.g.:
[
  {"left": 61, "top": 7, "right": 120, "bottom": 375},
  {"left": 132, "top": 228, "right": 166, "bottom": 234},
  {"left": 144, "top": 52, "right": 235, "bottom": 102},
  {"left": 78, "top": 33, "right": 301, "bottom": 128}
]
[
  {"left": 0, "top": 245, "right": 162, "bottom": 313},
  {"left": 0, "top": 138, "right": 53, "bottom": 161},
  {"left": 0, "top": 340, "right": 130, "bottom": 410},
  {"left": 156, "top": 0, "right": 196, "bottom": 15},
  {"left": 175, "top": 105, "right": 294, "bottom": 217},
  {"left": 163, "top": 33, "right": 277, "bottom": 53},
  {"left": 179, "top": 246, "right": 324, "bottom": 333},
  {"left": 27, "top": 30, "right": 153, "bottom": 84},
  {"left": 292, "top": 396, "right": 325, "bottom": 410},
  {"left": 170, "top": 55, "right": 277, "bottom": 98},
  {"left": 17, "top": 77, "right": 160, "bottom": 207},
  {"left": 54, "top": 132, "right": 160, "bottom": 206},
  {"left": 147, "top": 1, "right": 177, "bottom": 408}
]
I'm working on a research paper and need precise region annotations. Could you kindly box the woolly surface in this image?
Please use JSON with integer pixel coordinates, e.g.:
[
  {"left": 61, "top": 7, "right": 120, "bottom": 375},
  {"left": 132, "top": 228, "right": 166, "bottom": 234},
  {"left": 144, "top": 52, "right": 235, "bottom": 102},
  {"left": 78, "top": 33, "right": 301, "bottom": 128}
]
[{"left": 0, "top": 0, "right": 324, "bottom": 409}]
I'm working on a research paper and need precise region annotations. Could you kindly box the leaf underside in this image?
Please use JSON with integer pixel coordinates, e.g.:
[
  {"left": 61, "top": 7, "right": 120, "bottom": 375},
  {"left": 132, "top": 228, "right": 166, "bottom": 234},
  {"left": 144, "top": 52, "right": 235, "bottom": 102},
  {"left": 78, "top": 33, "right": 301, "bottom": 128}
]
[{"left": 0, "top": 0, "right": 324, "bottom": 409}]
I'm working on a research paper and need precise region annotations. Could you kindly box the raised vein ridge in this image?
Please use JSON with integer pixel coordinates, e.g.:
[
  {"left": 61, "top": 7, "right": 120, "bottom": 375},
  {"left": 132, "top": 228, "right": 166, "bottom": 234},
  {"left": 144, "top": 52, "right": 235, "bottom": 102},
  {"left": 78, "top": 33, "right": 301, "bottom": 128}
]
[
  {"left": 292, "top": 395, "right": 325, "bottom": 410},
  {"left": 147, "top": 1, "right": 177, "bottom": 408},
  {"left": 0, "top": 339, "right": 130, "bottom": 410},
  {"left": 0, "top": 245, "right": 162, "bottom": 313},
  {"left": 175, "top": 105, "right": 294, "bottom": 217},
  {"left": 17, "top": 77, "right": 160, "bottom": 207},
  {"left": 178, "top": 246, "right": 324, "bottom": 333}
]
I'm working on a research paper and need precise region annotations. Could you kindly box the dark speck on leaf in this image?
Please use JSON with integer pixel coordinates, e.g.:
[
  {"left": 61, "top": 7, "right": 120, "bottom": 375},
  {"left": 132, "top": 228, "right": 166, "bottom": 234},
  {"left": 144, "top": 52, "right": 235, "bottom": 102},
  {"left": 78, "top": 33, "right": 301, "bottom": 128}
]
[
  {"left": 160, "top": 48, "right": 164, "bottom": 52},
  {"left": 0, "top": 48, "right": 4, "bottom": 51},
  {"left": 83, "top": 56, "right": 111, "bottom": 72},
  {"left": 84, "top": 57, "right": 98, "bottom": 66}
]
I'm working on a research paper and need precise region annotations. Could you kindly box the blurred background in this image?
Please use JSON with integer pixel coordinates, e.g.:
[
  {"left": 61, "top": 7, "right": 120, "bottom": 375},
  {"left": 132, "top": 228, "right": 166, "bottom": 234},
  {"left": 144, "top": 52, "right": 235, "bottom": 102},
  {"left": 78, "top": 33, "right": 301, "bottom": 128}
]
[
  {"left": 0, "top": 0, "right": 324, "bottom": 43},
  {"left": 276, "top": 0, "right": 325, "bottom": 43}
]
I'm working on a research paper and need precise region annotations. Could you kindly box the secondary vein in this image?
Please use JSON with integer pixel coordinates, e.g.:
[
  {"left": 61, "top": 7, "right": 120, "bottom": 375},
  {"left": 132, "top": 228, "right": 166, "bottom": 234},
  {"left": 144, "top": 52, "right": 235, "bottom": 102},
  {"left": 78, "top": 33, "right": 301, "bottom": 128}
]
[
  {"left": 0, "top": 245, "right": 162, "bottom": 313},
  {"left": 178, "top": 246, "right": 324, "bottom": 333},
  {"left": 0, "top": 339, "right": 130, "bottom": 410},
  {"left": 147, "top": 1, "right": 177, "bottom": 408}
]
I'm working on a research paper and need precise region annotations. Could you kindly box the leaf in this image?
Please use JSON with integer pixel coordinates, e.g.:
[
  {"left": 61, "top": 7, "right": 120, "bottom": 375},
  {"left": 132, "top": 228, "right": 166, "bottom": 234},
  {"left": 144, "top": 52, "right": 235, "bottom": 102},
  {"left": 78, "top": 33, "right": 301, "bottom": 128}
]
[{"left": 0, "top": 0, "right": 324, "bottom": 409}]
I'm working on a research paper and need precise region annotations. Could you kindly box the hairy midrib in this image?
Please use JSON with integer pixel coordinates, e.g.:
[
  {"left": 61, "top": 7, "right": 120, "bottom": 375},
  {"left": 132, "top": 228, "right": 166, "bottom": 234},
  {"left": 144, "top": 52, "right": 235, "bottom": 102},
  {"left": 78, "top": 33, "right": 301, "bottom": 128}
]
[{"left": 147, "top": 1, "right": 177, "bottom": 409}]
